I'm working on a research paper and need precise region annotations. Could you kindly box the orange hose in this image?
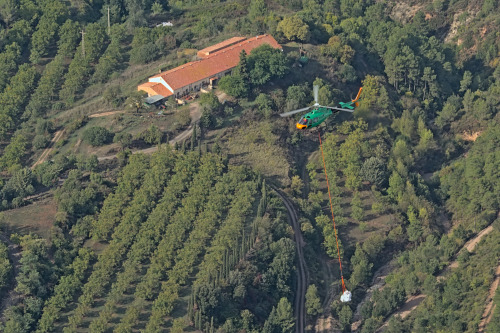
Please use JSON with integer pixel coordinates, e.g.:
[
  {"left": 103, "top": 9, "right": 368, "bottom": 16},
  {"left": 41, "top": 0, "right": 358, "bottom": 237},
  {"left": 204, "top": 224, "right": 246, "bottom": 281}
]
[{"left": 318, "top": 132, "right": 346, "bottom": 293}]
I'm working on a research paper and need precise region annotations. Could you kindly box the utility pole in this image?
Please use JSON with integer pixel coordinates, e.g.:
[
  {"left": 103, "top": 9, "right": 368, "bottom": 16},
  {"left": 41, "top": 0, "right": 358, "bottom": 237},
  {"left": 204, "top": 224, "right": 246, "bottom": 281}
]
[
  {"left": 81, "top": 30, "right": 85, "bottom": 57},
  {"left": 107, "top": 7, "right": 111, "bottom": 35}
]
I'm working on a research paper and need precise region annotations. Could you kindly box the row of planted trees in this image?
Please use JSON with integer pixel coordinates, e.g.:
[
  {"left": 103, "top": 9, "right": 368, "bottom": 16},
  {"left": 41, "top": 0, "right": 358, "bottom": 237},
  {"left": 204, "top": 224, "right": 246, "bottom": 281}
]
[{"left": 20, "top": 144, "right": 297, "bottom": 332}]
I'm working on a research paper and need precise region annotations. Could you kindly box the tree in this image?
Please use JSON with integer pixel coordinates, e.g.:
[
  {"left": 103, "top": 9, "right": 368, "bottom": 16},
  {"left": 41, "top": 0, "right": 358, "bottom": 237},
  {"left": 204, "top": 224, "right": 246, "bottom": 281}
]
[
  {"left": 0, "top": 0, "right": 17, "bottom": 27},
  {"left": 435, "top": 95, "right": 461, "bottom": 129},
  {"left": 140, "top": 125, "right": 162, "bottom": 145},
  {"left": 199, "top": 92, "right": 221, "bottom": 129},
  {"left": 103, "top": 85, "right": 123, "bottom": 107},
  {"left": 286, "top": 84, "right": 309, "bottom": 111},
  {"left": 235, "top": 50, "right": 250, "bottom": 83},
  {"left": 351, "top": 191, "right": 364, "bottom": 222},
  {"left": 248, "top": 0, "right": 267, "bottom": 20},
  {"left": 82, "top": 126, "right": 112, "bottom": 146},
  {"left": 151, "top": 1, "right": 164, "bottom": 15},
  {"left": 276, "top": 297, "right": 295, "bottom": 332},
  {"left": 0, "top": 133, "right": 28, "bottom": 172},
  {"left": 349, "top": 245, "right": 372, "bottom": 287},
  {"left": 218, "top": 75, "right": 247, "bottom": 98},
  {"left": 360, "top": 157, "right": 387, "bottom": 188},
  {"left": 29, "top": 1, "right": 67, "bottom": 63},
  {"left": 407, "top": 206, "right": 423, "bottom": 243},
  {"left": 32, "top": 134, "right": 50, "bottom": 150},
  {"left": 305, "top": 284, "right": 322, "bottom": 316},
  {"left": 339, "top": 304, "right": 353, "bottom": 331},
  {"left": 113, "top": 132, "right": 133, "bottom": 149},
  {"left": 290, "top": 175, "right": 304, "bottom": 196},
  {"left": 0, "top": 43, "right": 21, "bottom": 93},
  {"left": 126, "top": 90, "right": 146, "bottom": 113},
  {"left": 25, "top": 55, "right": 65, "bottom": 118},
  {"left": 255, "top": 93, "right": 273, "bottom": 118},
  {"left": 277, "top": 16, "right": 309, "bottom": 42},
  {"left": 247, "top": 44, "right": 289, "bottom": 86},
  {"left": 57, "top": 19, "right": 80, "bottom": 57},
  {"left": 422, "top": 66, "right": 437, "bottom": 99},
  {"left": 91, "top": 41, "right": 124, "bottom": 83},
  {"left": 459, "top": 70, "right": 472, "bottom": 93}
]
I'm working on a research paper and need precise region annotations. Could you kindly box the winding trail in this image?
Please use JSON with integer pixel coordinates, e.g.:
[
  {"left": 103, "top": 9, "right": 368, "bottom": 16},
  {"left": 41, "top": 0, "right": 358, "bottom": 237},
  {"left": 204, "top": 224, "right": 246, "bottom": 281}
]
[
  {"left": 88, "top": 110, "right": 125, "bottom": 118},
  {"left": 479, "top": 261, "right": 500, "bottom": 332},
  {"left": 31, "top": 129, "right": 64, "bottom": 169},
  {"left": 374, "top": 224, "right": 495, "bottom": 332},
  {"left": 273, "top": 188, "right": 308, "bottom": 333}
]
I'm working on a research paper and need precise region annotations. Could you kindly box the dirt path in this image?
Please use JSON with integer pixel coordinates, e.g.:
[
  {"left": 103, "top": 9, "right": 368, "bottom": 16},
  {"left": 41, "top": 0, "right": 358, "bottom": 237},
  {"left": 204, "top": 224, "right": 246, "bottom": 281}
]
[
  {"left": 351, "top": 261, "right": 395, "bottom": 330},
  {"left": 88, "top": 110, "right": 125, "bottom": 118},
  {"left": 448, "top": 225, "right": 494, "bottom": 270},
  {"left": 0, "top": 233, "right": 22, "bottom": 319},
  {"left": 375, "top": 224, "right": 495, "bottom": 332},
  {"left": 273, "top": 188, "right": 308, "bottom": 333},
  {"left": 479, "top": 262, "right": 500, "bottom": 332},
  {"left": 31, "top": 130, "right": 65, "bottom": 169},
  {"left": 98, "top": 102, "right": 202, "bottom": 161}
]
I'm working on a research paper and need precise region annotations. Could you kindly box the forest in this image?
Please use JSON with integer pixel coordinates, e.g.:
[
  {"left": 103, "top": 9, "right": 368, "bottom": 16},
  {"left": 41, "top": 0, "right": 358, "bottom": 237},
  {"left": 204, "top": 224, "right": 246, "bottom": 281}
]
[{"left": 0, "top": 0, "right": 499, "bottom": 332}]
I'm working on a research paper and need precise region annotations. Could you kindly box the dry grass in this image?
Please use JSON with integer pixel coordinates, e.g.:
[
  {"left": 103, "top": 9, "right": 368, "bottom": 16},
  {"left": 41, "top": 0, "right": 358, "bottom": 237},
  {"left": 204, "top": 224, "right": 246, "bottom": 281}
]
[
  {"left": 2, "top": 195, "right": 57, "bottom": 239},
  {"left": 462, "top": 130, "right": 481, "bottom": 141},
  {"left": 225, "top": 123, "right": 290, "bottom": 186}
]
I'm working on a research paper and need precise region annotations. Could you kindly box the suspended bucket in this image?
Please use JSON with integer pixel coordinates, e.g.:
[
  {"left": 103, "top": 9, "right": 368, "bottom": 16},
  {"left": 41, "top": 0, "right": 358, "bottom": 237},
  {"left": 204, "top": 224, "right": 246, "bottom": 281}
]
[{"left": 340, "top": 290, "right": 352, "bottom": 303}]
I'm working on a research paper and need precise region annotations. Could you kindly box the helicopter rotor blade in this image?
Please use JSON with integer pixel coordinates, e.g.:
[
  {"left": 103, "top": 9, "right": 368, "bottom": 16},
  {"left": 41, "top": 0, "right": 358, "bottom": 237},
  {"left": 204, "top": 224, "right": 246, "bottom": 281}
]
[
  {"left": 313, "top": 85, "right": 319, "bottom": 105},
  {"left": 323, "top": 106, "right": 355, "bottom": 113},
  {"left": 279, "top": 106, "right": 312, "bottom": 117}
]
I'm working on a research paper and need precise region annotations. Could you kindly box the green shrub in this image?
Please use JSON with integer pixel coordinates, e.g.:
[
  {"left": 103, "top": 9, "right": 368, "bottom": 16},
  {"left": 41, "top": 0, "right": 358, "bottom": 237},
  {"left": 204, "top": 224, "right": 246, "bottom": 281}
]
[
  {"left": 33, "top": 134, "right": 50, "bottom": 150},
  {"left": 83, "top": 127, "right": 112, "bottom": 146}
]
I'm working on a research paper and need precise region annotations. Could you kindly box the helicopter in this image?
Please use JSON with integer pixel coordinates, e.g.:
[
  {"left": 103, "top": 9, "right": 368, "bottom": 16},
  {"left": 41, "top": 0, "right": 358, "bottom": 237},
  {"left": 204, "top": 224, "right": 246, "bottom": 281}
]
[{"left": 280, "top": 85, "right": 363, "bottom": 129}]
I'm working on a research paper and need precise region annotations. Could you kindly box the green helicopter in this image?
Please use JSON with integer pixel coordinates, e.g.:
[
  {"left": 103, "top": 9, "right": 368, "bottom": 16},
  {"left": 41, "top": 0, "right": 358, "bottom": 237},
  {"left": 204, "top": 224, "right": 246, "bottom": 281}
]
[{"left": 280, "top": 85, "right": 362, "bottom": 129}]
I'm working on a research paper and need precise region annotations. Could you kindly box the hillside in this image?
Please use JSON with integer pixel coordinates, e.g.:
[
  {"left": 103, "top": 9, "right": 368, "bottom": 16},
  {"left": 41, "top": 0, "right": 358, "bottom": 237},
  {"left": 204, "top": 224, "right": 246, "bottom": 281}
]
[{"left": 0, "top": 0, "right": 499, "bottom": 332}]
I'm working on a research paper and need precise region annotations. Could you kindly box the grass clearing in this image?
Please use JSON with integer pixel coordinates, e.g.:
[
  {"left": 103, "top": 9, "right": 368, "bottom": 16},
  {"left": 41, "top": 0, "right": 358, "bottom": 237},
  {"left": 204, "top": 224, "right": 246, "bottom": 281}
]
[
  {"left": 2, "top": 195, "right": 57, "bottom": 239},
  {"left": 224, "top": 122, "right": 290, "bottom": 186}
]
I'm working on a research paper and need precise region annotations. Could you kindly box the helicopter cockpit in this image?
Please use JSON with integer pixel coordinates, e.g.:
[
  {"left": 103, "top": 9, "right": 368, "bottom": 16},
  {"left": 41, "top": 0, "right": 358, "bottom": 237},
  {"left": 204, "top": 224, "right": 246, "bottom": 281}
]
[{"left": 296, "top": 117, "right": 309, "bottom": 129}]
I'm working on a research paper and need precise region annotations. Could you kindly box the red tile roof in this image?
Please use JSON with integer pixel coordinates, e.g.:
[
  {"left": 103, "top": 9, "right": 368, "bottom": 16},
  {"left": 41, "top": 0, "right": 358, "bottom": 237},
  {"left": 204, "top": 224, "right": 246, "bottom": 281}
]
[
  {"left": 150, "top": 34, "right": 281, "bottom": 91},
  {"left": 197, "top": 37, "right": 247, "bottom": 58},
  {"left": 138, "top": 82, "right": 173, "bottom": 97}
]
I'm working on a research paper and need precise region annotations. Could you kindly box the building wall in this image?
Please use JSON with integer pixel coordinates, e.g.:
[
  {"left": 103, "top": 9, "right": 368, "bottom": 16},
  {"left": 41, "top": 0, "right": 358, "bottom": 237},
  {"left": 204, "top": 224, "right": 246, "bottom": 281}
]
[{"left": 171, "top": 69, "right": 232, "bottom": 97}]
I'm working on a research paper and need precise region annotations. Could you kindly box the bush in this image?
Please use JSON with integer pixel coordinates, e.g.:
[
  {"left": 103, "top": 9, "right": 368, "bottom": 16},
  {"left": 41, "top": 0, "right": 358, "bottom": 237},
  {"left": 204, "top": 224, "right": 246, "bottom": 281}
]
[
  {"left": 35, "top": 120, "right": 54, "bottom": 135},
  {"left": 113, "top": 132, "right": 133, "bottom": 148},
  {"left": 66, "top": 117, "right": 88, "bottom": 134},
  {"left": 360, "top": 157, "right": 388, "bottom": 188},
  {"left": 82, "top": 127, "right": 112, "bottom": 146},
  {"left": 139, "top": 125, "right": 162, "bottom": 145},
  {"left": 130, "top": 42, "right": 159, "bottom": 64},
  {"left": 33, "top": 135, "right": 50, "bottom": 150}
]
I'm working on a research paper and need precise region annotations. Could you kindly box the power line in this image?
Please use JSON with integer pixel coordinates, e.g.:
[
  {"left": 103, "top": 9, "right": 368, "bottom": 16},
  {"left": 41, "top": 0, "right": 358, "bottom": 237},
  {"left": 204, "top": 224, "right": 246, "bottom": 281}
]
[
  {"left": 107, "top": 7, "right": 110, "bottom": 35},
  {"left": 81, "top": 30, "right": 86, "bottom": 57}
]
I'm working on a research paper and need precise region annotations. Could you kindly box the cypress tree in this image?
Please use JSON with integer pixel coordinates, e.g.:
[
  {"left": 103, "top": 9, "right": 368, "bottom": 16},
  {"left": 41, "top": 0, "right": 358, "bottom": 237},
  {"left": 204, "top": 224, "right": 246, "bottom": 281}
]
[
  {"left": 236, "top": 50, "right": 249, "bottom": 84},
  {"left": 195, "top": 311, "right": 201, "bottom": 329},
  {"left": 188, "top": 294, "right": 194, "bottom": 320},
  {"left": 191, "top": 128, "right": 195, "bottom": 151}
]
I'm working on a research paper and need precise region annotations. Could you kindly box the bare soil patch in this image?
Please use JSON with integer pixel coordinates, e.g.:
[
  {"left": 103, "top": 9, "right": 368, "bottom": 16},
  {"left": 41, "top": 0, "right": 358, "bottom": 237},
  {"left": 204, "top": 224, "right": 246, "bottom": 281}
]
[{"left": 89, "top": 110, "right": 126, "bottom": 118}]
